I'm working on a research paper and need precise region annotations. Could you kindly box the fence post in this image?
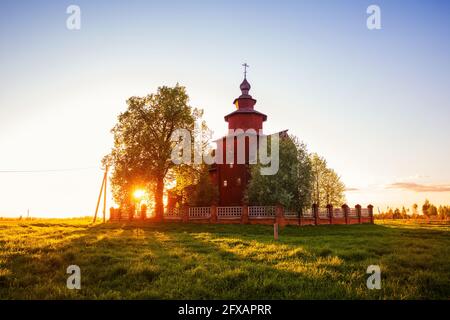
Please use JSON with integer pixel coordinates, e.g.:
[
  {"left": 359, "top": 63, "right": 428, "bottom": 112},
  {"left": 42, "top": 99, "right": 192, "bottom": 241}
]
[
  {"left": 274, "top": 222, "right": 279, "bottom": 240},
  {"left": 128, "top": 205, "right": 135, "bottom": 221},
  {"left": 109, "top": 207, "right": 115, "bottom": 221},
  {"left": 356, "top": 204, "right": 362, "bottom": 224},
  {"left": 182, "top": 205, "right": 189, "bottom": 223},
  {"left": 140, "top": 204, "right": 147, "bottom": 220},
  {"left": 241, "top": 204, "right": 249, "bottom": 224},
  {"left": 313, "top": 203, "right": 319, "bottom": 225},
  {"left": 342, "top": 204, "right": 349, "bottom": 224},
  {"left": 276, "top": 205, "right": 285, "bottom": 227},
  {"left": 327, "top": 204, "right": 333, "bottom": 224},
  {"left": 210, "top": 205, "right": 217, "bottom": 223},
  {"left": 368, "top": 204, "right": 374, "bottom": 224}
]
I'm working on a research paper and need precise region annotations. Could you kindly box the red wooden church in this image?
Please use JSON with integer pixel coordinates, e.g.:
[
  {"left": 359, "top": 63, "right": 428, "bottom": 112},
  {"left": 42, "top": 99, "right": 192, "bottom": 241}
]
[{"left": 209, "top": 71, "right": 283, "bottom": 206}]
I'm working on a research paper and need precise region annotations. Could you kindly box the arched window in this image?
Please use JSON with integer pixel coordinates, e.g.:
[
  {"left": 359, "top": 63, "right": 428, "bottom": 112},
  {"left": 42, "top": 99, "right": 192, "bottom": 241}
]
[{"left": 236, "top": 178, "right": 241, "bottom": 186}]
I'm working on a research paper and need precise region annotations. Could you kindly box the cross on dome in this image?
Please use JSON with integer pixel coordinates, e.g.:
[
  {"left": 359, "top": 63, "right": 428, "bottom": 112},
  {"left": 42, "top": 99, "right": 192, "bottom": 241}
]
[{"left": 242, "top": 62, "right": 249, "bottom": 78}]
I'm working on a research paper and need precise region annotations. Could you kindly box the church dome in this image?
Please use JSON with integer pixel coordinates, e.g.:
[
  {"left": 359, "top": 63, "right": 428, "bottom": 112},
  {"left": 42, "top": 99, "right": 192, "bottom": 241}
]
[{"left": 240, "top": 78, "right": 251, "bottom": 95}]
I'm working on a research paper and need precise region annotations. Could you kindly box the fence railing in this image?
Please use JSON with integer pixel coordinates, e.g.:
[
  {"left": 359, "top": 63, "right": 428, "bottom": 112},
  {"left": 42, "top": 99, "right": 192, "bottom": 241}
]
[
  {"left": 249, "top": 206, "right": 276, "bottom": 218},
  {"left": 111, "top": 204, "right": 374, "bottom": 225},
  {"left": 189, "top": 207, "right": 211, "bottom": 219},
  {"left": 349, "top": 208, "right": 358, "bottom": 217},
  {"left": 217, "top": 206, "right": 242, "bottom": 219},
  {"left": 302, "top": 208, "right": 314, "bottom": 218},
  {"left": 284, "top": 211, "right": 299, "bottom": 218},
  {"left": 164, "top": 207, "right": 183, "bottom": 218},
  {"left": 318, "top": 208, "right": 329, "bottom": 219},
  {"left": 333, "top": 208, "right": 344, "bottom": 218}
]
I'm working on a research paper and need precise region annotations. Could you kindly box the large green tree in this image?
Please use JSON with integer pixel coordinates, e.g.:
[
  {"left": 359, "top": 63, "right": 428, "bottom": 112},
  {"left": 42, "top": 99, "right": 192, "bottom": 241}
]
[
  {"left": 105, "top": 84, "right": 200, "bottom": 219},
  {"left": 245, "top": 134, "right": 312, "bottom": 211}
]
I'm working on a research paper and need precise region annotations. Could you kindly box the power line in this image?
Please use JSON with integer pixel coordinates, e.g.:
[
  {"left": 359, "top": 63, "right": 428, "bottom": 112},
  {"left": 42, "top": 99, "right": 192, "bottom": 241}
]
[{"left": 0, "top": 166, "right": 100, "bottom": 173}]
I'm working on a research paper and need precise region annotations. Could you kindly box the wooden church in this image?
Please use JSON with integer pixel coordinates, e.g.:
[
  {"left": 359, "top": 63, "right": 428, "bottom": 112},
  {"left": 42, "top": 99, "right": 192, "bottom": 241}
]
[{"left": 209, "top": 70, "right": 285, "bottom": 206}]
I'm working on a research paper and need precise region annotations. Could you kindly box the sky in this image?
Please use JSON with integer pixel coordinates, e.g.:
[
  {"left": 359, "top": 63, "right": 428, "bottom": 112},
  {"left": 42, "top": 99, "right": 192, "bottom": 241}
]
[{"left": 0, "top": 0, "right": 449, "bottom": 217}]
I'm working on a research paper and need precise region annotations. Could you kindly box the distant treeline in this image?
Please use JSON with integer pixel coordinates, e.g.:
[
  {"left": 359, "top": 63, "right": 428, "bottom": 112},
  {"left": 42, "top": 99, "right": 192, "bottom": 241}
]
[{"left": 375, "top": 199, "right": 450, "bottom": 220}]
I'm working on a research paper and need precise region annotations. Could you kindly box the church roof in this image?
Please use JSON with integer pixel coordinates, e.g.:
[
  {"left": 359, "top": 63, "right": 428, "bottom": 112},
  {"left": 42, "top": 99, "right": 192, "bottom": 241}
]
[
  {"left": 224, "top": 108, "right": 267, "bottom": 121},
  {"left": 212, "top": 129, "right": 288, "bottom": 142}
]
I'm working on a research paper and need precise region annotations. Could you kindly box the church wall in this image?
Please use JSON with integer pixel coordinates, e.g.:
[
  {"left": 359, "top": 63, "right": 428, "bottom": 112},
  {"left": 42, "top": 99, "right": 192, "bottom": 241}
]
[{"left": 227, "top": 113, "right": 264, "bottom": 131}]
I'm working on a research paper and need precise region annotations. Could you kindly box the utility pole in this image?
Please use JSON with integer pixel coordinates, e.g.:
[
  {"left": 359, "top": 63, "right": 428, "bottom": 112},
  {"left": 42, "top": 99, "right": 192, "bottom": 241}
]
[
  {"left": 94, "top": 166, "right": 108, "bottom": 223},
  {"left": 102, "top": 166, "right": 108, "bottom": 223}
]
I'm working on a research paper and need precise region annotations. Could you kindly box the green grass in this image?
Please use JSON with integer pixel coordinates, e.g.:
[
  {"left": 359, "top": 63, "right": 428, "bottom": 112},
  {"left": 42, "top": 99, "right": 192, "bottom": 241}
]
[{"left": 0, "top": 218, "right": 449, "bottom": 299}]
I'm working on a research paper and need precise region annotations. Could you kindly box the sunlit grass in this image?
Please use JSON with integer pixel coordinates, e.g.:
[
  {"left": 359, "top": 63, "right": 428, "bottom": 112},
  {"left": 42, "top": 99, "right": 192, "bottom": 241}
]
[{"left": 0, "top": 219, "right": 448, "bottom": 299}]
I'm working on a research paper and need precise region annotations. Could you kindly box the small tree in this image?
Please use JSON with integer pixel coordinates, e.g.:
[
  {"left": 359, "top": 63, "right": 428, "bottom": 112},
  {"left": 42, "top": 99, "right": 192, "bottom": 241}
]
[
  {"left": 429, "top": 204, "right": 438, "bottom": 217},
  {"left": 310, "top": 153, "right": 346, "bottom": 207},
  {"left": 188, "top": 166, "right": 218, "bottom": 206},
  {"left": 245, "top": 134, "right": 312, "bottom": 211},
  {"left": 422, "top": 199, "right": 431, "bottom": 217},
  {"left": 438, "top": 206, "right": 446, "bottom": 220},
  {"left": 412, "top": 203, "right": 419, "bottom": 215},
  {"left": 401, "top": 206, "right": 408, "bottom": 219}
]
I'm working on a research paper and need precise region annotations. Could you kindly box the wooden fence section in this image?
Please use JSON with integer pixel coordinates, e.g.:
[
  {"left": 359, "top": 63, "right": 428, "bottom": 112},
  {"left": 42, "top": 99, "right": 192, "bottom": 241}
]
[{"left": 110, "top": 204, "right": 374, "bottom": 226}]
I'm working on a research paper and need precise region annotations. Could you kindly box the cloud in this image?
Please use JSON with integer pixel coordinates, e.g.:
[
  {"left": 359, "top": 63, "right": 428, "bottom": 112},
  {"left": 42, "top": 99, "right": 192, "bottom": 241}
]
[
  {"left": 411, "top": 174, "right": 430, "bottom": 179},
  {"left": 345, "top": 187, "right": 359, "bottom": 192},
  {"left": 387, "top": 182, "right": 450, "bottom": 192}
]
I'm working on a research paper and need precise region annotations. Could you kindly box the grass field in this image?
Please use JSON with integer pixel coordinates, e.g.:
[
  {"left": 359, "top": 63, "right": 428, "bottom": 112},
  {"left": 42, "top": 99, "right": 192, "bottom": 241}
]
[{"left": 0, "top": 218, "right": 449, "bottom": 299}]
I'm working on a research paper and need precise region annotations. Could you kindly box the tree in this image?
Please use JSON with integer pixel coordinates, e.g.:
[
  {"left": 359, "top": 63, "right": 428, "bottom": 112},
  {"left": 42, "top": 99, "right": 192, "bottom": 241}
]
[
  {"left": 386, "top": 208, "right": 394, "bottom": 219},
  {"left": 422, "top": 199, "right": 431, "bottom": 217},
  {"left": 401, "top": 206, "right": 408, "bottom": 219},
  {"left": 310, "top": 153, "right": 346, "bottom": 207},
  {"left": 105, "top": 84, "right": 200, "bottom": 220},
  {"left": 412, "top": 203, "right": 419, "bottom": 216},
  {"left": 429, "top": 204, "right": 438, "bottom": 217},
  {"left": 441, "top": 206, "right": 450, "bottom": 220},
  {"left": 245, "top": 134, "right": 312, "bottom": 211},
  {"left": 310, "top": 153, "right": 327, "bottom": 206},
  {"left": 188, "top": 165, "right": 219, "bottom": 206},
  {"left": 438, "top": 206, "right": 446, "bottom": 220},
  {"left": 294, "top": 137, "right": 314, "bottom": 210},
  {"left": 165, "top": 110, "right": 212, "bottom": 206}
]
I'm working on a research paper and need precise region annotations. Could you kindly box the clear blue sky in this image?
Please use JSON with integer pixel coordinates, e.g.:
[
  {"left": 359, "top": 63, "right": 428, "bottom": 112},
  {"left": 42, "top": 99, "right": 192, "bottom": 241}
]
[{"left": 1, "top": 0, "right": 449, "bottom": 217}]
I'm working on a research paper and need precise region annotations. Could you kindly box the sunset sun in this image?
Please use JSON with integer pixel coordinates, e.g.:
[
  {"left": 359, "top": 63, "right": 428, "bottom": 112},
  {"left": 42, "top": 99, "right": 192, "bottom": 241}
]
[{"left": 133, "top": 189, "right": 146, "bottom": 200}]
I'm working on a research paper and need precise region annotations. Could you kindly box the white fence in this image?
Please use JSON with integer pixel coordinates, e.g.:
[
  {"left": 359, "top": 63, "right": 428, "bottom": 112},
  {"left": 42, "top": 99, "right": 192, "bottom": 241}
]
[
  {"left": 217, "top": 206, "right": 242, "bottom": 219},
  {"left": 162, "top": 205, "right": 370, "bottom": 222},
  {"left": 333, "top": 208, "right": 344, "bottom": 218},
  {"left": 348, "top": 208, "right": 358, "bottom": 217},
  {"left": 189, "top": 207, "right": 211, "bottom": 219},
  {"left": 361, "top": 208, "right": 369, "bottom": 217},
  {"left": 284, "top": 211, "right": 299, "bottom": 218},
  {"left": 249, "top": 206, "right": 276, "bottom": 218},
  {"left": 318, "top": 208, "right": 329, "bottom": 218},
  {"left": 115, "top": 204, "right": 372, "bottom": 225},
  {"left": 302, "top": 208, "right": 314, "bottom": 218},
  {"left": 164, "top": 207, "right": 182, "bottom": 219}
]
